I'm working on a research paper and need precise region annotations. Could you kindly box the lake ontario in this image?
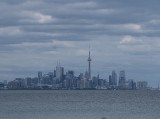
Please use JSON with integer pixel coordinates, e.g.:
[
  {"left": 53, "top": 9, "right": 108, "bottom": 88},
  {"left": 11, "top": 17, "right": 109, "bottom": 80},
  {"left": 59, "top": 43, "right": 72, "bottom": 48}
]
[{"left": 0, "top": 90, "right": 160, "bottom": 119}]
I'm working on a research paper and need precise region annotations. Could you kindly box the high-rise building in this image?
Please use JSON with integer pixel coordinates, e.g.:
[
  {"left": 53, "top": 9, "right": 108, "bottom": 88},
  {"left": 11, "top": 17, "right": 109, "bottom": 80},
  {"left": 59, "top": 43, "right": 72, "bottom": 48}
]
[
  {"left": 109, "top": 71, "right": 117, "bottom": 88},
  {"left": 88, "top": 50, "right": 91, "bottom": 79},
  {"left": 65, "top": 70, "right": 75, "bottom": 89},
  {"left": 3, "top": 80, "right": 7, "bottom": 85},
  {"left": 126, "top": 79, "right": 136, "bottom": 90},
  {"left": 67, "top": 70, "right": 74, "bottom": 78},
  {"left": 38, "top": 72, "right": 42, "bottom": 84},
  {"left": 92, "top": 76, "right": 98, "bottom": 88},
  {"left": 118, "top": 70, "right": 126, "bottom": 89},
  {"left": 56, "top": 65, "right": 64, "bottom": 82},
  {"left": 85, "top": 71, "right": 89, "bottom": 79},
  {"left": 137, "top": 81, "right": 148, "bottom": 90},
  {"left": 109, "top": 75, "right": 112, "bottom": 86},
  {"left": 112, "top": 70, "right": 117, "bottom": 86}
]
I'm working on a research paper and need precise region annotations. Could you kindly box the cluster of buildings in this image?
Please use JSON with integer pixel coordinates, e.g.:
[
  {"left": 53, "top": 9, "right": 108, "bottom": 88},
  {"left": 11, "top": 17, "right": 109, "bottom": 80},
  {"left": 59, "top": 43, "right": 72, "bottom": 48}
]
[
  {"left": 108, "top": 70, "right": 148, "bottom": 90},
  {"left": 0, "top": 51, "right": 149, "bottom": 90}
]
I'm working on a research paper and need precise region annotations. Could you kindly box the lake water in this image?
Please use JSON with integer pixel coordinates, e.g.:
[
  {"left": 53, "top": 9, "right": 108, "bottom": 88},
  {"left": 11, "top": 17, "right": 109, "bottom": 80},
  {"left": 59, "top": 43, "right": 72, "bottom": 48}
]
[{"left": 0, "top": 90, "right": 160, "bottom": 119}]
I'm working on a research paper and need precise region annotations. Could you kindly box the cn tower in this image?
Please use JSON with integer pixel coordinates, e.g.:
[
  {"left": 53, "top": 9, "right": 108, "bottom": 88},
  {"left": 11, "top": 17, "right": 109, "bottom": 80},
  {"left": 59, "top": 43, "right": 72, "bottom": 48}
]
[{"left": 88, "top": 50, "right": 91, "bottom": 79}]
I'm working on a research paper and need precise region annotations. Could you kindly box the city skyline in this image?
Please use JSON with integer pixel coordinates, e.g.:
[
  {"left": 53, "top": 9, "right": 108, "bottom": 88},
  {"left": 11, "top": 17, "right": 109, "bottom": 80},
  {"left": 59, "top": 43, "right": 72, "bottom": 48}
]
[
  {"left": 0, "top": 50, "right": 150, "bottom": 90},
  {"left": 1, "top": 0, "right": 160, "bottom": 87}
]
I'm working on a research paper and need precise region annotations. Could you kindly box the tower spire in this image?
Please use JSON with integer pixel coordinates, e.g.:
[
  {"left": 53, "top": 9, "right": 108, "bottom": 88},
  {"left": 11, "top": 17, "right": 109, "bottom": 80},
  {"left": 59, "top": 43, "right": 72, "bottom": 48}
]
[{"left": 88, "top": 48, "right": 91, "bottom": 79}]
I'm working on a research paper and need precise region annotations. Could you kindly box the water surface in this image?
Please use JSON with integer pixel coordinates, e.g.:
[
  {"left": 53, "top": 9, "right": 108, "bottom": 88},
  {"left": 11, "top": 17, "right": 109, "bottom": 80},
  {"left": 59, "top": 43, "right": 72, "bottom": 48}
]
[{"left": 0, "top": 90, "right": 160, "bottom": 119}]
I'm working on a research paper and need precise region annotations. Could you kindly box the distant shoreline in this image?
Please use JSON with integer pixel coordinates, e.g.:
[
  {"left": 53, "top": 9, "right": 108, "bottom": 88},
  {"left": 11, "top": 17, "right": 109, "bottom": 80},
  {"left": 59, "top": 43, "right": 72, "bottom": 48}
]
[{"left": 0, "top": 89, "right": 157, "bottom": 91}]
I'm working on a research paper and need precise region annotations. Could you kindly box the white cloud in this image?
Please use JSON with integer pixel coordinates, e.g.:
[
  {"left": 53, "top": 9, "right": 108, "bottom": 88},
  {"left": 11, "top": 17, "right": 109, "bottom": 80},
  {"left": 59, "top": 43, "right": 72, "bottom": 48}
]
[
  {"left": 150, "top": 19, "right": 160, "bottom": 24},
  {"left": 7, "top": 40, "right": 75, "bottom": 48},
  {"left": 95, "top": 9, "right": 116, "bottom": 15},
  {"left": 66, "top": 1, "right": 97, "bottom": 8},
  {"left": 0, "top": 27, "right": 22, "bottom": 36},
  {"left": 34, "top": 13, "right": 53, "bottom": 23},
  {"left": 118, "top": 36, "right": 160, "bottom": 54},
  {"left": 120, "top": 36, "right": 143, "bottom": 45},
  {"left": 123, "top": 24, "right": 141, "bottom": 31},
  {"left": 20, "top": 11, "right": 56, "bottom": 23},
  {"left": 109, "top": 24, "right": 142, "bottom": 33}
]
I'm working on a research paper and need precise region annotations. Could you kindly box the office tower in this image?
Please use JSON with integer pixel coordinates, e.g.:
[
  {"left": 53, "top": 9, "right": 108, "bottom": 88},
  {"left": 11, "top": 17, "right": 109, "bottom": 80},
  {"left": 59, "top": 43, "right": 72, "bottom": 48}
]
[
  {"left": 98, "top": 79, "right": 104, "bottom": 88},
  {"left": 65, "top": 70, "right": 74, "bottom": 89},
  {"left": 88, "top": 50, "right": 91, "bottom": 79},
  {"left": 92, "top": 76, "right": 98, "bottom": 88},
  {"left": 67, "top": 70, "right": 74, "bottom": 78},
  {"left": 85, "top": 71, "right": 89, "bottom": 79},
  {"left": 56, "top": 65, "right": 64, "bottom": 82},
  {"left": 80, "top": 79, "right": 85, "bottom": 89},
  {"left": 118, "top": 70, "right": 126, "bottom": 89},
  {"left": 25, "top": 77, "right": 32, "bottom": 87},
  {"left": 79, "top": 73, "right": 83, "bottom": 80},
  {"left": 109, "top": 75, "right": 112, "bottom": 86},
  {"left": 47, "top": 72, "right": 54, "bottom": 85},
  {"left": 109, "top": 71, "right": 117, "bottom": 88},
  {"left": 38, "top": 72, "right": 42, "bottom": 84},
  {"left": 65, "top": 73, "right": 72, "bottom": 89},
  {"left": 85, "top": 79, "right": 90, "bottom": 89},
  {"left": 54, "top": 69, "right": 56, "bottom": 77},
  {"left": 112, "top": 70, "right": 117, "bottom": 86},
  {"left": 3, "top": 80, "right": 7, "bottom": 85},
  {"left": 137, "top": 81, "right": 148, "bottom": 90},
  {"left": 126, "top": 79, "right": 135, "bottom": 89}
]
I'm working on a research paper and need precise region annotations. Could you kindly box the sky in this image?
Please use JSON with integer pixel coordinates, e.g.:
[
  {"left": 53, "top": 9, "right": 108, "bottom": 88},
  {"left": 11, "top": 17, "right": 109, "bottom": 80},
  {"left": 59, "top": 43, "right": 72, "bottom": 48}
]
[{"left": 0, "top": 0, "right": 160, "bottom": 87}]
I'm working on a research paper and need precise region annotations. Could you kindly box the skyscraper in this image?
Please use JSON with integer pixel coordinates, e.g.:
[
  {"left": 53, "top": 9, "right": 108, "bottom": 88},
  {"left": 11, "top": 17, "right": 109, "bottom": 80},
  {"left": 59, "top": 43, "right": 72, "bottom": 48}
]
[
  {"left": 109, "top": 75, "right": 112, "bottom": 86},
  {"left": 118, "top": 70, "right": 126, "bottom": 89},
  {"left": 137, "top": 81, "right": 148, "bottom": 90},
  {"left": 112, "top": 70, "right": 117, "bottom": 87},
  {"left": 112, "top": 70, "right": 117, "bottom": 86},
  {"left": 56, "top": 64, "right": 64, "bottom": 82},
  {"left": 109, "top": 71, "right": 117, "bottom": 88},
  {"left": 38, "top": 72, "right": 42, "bottom": 84},
  {"left": 88, "top": 50, "right": 91, "bottom": 79}
]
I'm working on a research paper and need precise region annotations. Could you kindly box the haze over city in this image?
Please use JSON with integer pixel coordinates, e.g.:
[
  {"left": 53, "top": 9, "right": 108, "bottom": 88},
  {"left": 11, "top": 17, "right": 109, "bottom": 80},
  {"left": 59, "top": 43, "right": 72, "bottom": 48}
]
[{"left": 1, "top": 0, "right": 160, "bottom": 87}]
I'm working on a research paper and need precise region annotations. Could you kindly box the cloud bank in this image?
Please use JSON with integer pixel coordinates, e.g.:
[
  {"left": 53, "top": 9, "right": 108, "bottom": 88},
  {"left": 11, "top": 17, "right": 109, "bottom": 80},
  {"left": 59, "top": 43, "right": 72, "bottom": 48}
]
[{"left": 0, "top": 0, "right": 160, "bottom": 87}]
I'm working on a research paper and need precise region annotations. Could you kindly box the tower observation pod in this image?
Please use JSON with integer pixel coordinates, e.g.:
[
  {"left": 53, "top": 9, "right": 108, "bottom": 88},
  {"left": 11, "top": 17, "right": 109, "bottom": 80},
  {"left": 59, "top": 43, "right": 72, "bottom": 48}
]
[{"left": 88, "top": 51, "right": 91, "bottom": 79}]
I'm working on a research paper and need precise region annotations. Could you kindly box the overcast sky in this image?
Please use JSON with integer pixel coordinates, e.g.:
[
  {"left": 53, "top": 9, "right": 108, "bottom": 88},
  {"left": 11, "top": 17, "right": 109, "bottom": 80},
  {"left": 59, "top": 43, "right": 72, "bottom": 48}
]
[{"left": 1, "top": 0, "right": 160, "bottom": 87}]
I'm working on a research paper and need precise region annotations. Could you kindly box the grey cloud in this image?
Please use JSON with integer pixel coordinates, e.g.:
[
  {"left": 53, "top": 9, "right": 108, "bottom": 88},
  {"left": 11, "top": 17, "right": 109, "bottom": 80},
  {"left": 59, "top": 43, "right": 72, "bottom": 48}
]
[{"left": 1, "top": 0, "right": 160, "bottom": 87}]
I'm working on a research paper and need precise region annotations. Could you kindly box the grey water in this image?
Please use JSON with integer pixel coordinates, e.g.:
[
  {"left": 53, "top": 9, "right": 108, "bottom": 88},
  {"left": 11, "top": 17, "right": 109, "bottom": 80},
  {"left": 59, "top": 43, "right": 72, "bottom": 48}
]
[{"left": 0, "top": 90, "right": 160, "bottom": 119}]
